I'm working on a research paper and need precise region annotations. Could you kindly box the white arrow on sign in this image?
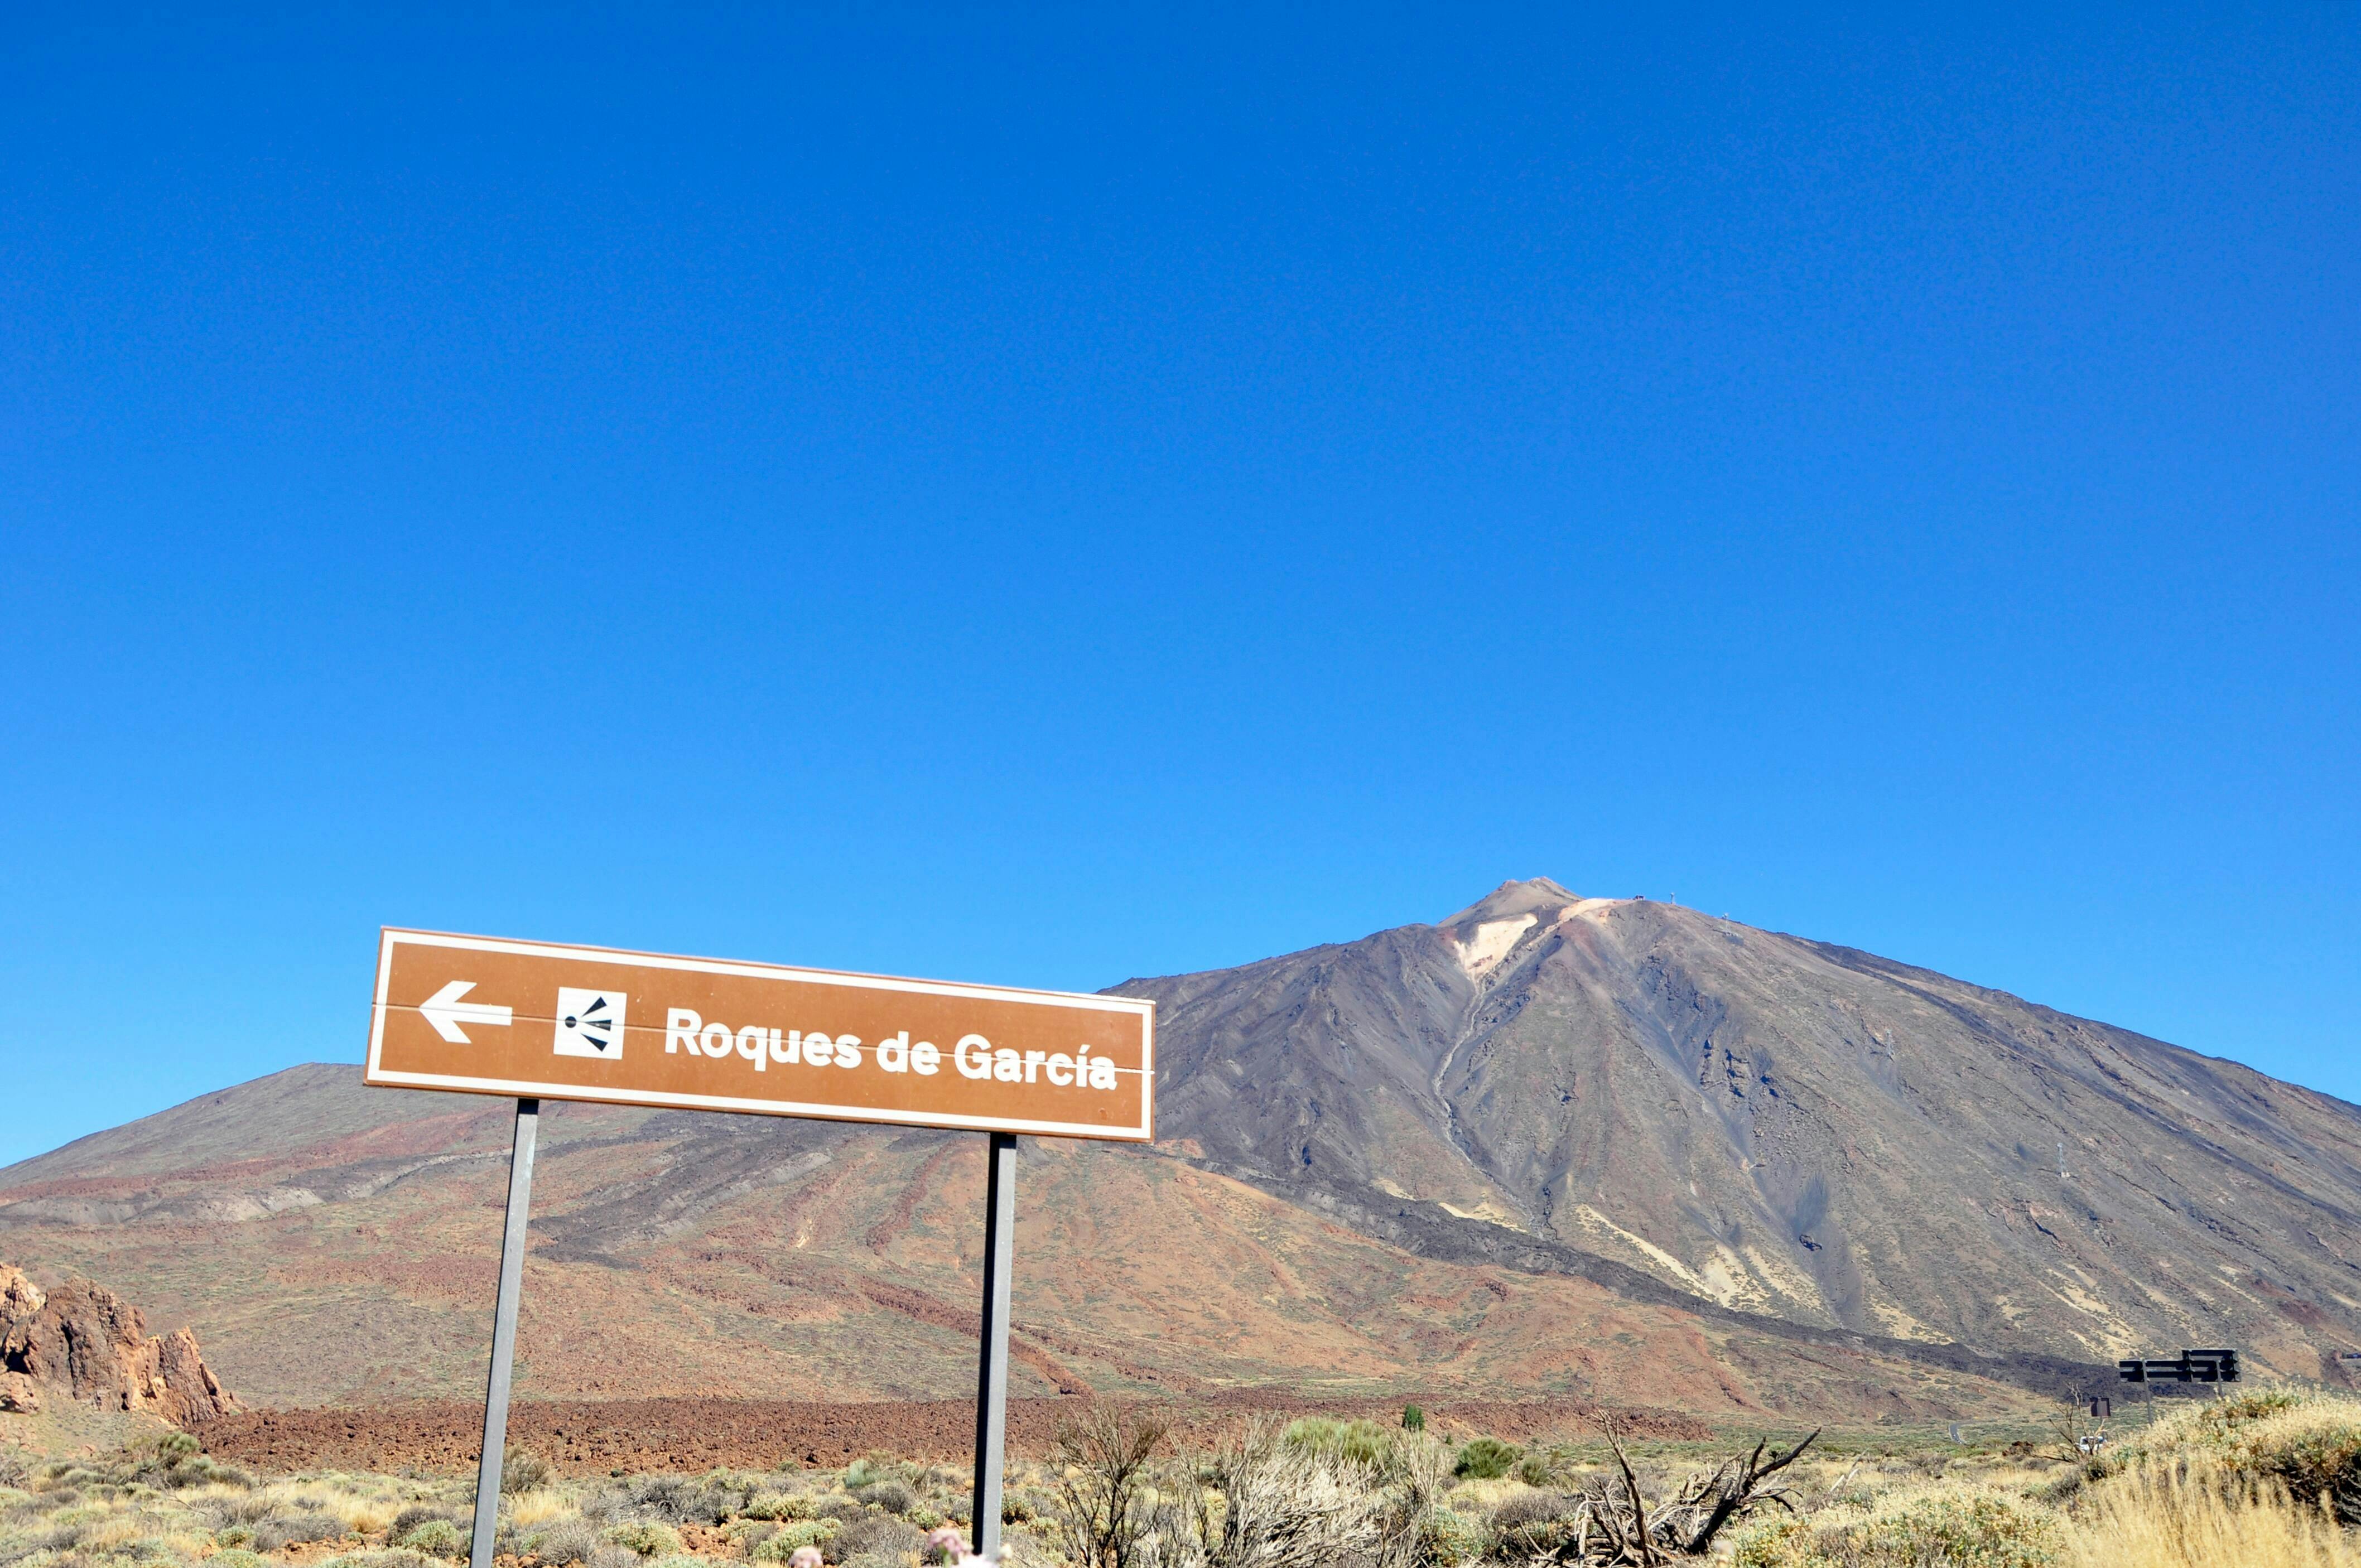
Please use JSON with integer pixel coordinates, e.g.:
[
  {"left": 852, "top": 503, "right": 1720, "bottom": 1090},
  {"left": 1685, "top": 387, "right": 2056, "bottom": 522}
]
[{"left": 419, "top": 980, "right": 514, "bottom": 1044}]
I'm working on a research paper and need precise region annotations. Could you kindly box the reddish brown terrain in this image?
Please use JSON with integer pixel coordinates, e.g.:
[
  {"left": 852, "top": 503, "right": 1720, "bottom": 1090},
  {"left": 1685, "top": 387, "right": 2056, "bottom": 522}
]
[
  {"left": 197, "top": 1395, "right": 1712, "bottom": 1474},
  {"left": 0, "top": 1089, "right": 2035, "bottom": 1422}
]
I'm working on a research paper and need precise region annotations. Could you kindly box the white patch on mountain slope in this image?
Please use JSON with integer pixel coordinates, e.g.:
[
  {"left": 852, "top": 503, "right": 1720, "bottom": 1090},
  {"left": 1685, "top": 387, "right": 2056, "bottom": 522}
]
[
  {"left": 1570, "top": 1204, "right": 1722, "bottom": 1300},
  {"left": 1453, "top": 915, "right": 1536, "bottom": 977},
  {"left": 1438, "top": 1197, "right": 1526, "bottom": 1227}
]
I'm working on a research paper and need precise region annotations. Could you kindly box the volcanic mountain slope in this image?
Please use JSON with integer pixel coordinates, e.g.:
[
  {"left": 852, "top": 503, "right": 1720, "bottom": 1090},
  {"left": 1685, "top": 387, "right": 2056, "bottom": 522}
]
[
  {"left": 6, "top": 877, "right": 2353, "bottom": 1413},
  {"left": 1126, "top": 879, "right": 2361, "bottom": 1378},
  {"left": 0, "top": 1069, "right": 2044, "bottom": 1419}
]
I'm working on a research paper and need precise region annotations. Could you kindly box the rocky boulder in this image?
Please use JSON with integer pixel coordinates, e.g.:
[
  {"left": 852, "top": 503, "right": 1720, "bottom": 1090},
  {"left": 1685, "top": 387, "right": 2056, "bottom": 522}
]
[{"left": 0, "top": 1263, "right": 240, "bottom": 1425}]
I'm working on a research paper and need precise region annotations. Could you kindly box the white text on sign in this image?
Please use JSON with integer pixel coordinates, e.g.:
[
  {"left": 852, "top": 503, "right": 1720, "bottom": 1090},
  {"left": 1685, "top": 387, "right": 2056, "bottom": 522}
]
[{"left": 661, "top": 1010, "right": 1123, "bottom": 1089}]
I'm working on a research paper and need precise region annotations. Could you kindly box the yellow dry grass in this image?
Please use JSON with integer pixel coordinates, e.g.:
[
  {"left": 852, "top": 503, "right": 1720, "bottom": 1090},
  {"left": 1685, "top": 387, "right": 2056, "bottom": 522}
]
[
  {"left": 505, "top": 1487, "right": 577, "bottom": 1527},
  {"left": 254, "top": 1474, "right": 407, "bottom": 1533},
  {"left": 2066, "top": 1465, "right": 2359, "bottom": 1568}
]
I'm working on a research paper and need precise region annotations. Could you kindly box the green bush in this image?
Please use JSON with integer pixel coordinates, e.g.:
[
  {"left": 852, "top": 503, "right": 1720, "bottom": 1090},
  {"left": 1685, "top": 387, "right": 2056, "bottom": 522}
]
[
  {"left": 840, "top": 1459, "right": 880, "bottom": 1489},
  {"left": 1452, "top": 1437, "right": 1521, "bottom": 1480},
  {"left": 398, "top": 1518, "right": 468, "bottom": 1557},
  {"left": 751, "top": 1519, "right": 837, "bottom": 1560},
  {"left": 741, "top": 1494, "right": 813, "bottom": 1522},
  {"left": 215, "top": 1525, "right": 258, "bottom": 1548},
  {"left": 1403, "top": 1405, "right": 1425, "bottom": 1432},
  {"left": 603, "top": 1521, "right": 684, "bottom": 1559},
  {"left": 1730, "top": 1517, "right": 1822, "bottom": 1568}
]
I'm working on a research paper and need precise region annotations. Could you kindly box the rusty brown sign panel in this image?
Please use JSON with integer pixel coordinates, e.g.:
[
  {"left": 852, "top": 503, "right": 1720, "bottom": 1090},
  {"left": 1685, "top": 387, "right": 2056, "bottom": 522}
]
[{"left": 365, "top": 928, "right": 1154, "bottom": 1141}]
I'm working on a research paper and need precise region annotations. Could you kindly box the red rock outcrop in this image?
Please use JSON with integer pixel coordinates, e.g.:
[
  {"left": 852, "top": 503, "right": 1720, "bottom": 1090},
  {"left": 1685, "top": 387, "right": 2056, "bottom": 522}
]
[{"left": 0, "top": 1263, "right": 240, "bottom": 1425}]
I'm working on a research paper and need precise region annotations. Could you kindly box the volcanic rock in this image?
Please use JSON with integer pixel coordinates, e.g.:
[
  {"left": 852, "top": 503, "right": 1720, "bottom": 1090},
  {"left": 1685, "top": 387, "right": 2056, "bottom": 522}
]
[{"left": 0, "top": 1265, "right": 240, "bottom": 1425}]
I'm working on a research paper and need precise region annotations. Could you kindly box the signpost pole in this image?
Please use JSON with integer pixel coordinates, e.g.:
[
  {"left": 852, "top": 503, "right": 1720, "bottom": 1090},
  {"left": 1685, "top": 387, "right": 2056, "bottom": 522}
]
[
  {"left": 971, "top": 1131, "right": 1017, "bottom": 1559},
  {"left": 470, "top": 1098, "right": 539, "bottom": 1568}
]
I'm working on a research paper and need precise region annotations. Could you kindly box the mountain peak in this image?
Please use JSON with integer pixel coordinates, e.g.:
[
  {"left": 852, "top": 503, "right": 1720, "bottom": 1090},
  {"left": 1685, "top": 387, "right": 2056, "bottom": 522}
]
[{"left": 1440, "top": 877, "right": 1582, "bottom": 929}]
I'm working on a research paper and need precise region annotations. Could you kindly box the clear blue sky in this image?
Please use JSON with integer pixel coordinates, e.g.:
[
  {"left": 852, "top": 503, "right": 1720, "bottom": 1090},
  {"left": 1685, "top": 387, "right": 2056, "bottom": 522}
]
[{"left": 3, "top": 7, "right": 2355, "bottom": 1168}]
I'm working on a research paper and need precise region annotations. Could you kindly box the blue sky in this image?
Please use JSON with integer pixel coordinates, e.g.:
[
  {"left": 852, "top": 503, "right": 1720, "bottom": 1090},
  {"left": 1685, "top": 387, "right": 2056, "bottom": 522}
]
[{"left": 2, "top": 6, "right": 2355, "bottom": 1168}]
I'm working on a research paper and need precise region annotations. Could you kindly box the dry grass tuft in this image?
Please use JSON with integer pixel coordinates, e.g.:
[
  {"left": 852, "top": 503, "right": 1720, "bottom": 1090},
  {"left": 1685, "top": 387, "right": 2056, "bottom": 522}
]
[{"left": 2068, "top": 1464, "right": 2360, "bottom": 1568}]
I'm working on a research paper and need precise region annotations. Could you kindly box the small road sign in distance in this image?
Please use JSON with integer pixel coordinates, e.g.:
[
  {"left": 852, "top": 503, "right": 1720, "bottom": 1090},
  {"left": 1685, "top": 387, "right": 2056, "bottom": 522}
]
[
  {"left": 2118, "top": 1349, "right": 2240, "bottom": 1384},
  {"left": 366, "top": 928, "right": 1154, "bottom": 1141}
]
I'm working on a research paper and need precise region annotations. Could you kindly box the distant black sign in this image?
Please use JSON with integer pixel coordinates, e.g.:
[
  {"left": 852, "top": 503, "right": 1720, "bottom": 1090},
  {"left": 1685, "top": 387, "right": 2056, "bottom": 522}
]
[{"left": 2118, "top": 1349, "right": 2239, "bottom": 1383}]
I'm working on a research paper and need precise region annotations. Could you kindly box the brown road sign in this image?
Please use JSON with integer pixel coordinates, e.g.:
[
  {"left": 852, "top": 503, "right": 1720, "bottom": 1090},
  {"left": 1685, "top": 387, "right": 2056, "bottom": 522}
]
[{"left": 365, "top": 928, "right": 1154, "bottom": 1140}]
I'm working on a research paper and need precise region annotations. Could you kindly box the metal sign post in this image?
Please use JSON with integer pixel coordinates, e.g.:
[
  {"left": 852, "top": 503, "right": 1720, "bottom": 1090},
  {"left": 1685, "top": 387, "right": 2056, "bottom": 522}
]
[
  {"left": 367, "top": 928, "right": 1157, "bottom": 1568},
  {"left": 971, "top": 1132, "right": 1018, "bottom": 1557},
  {"left": 470, "top": 1099, "right": 539, "bottom": 1568}
]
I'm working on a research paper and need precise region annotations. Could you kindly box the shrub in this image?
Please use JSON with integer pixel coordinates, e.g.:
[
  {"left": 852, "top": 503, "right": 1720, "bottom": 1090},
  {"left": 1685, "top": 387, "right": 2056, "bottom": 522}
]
[
  {"left": 1045, "top": 1404, "right": 1167, "bottom": 1568},
  {"left": 211, "top": 1551, "right": 267, "bottom": 1568},
  {"left": 533, "top": 1519, "right": 603, "bottom": 1565},
  {"left": 822, "top": 1513, "right": 921, "bottom": 1564},
  {"left": 1452, "top": 1437, "right": 1521, "bottom": 1480},
  {"left": 625, "top": 1477, "right": 739, "bottom": 1525},
  {"left": 1516, "top": 1452, "right": 1558, "bottom": 1488},
  {"left": 1416, "top": 1506, "right": 1486, "bottom": 1566},
  {"left": 398, "top": 1518, "right": 468, "bottom": 1557},
  {"left": 255, "top": 1509, "right": 350, "bottom": 1551},
  {"left": 585, "top": 1547, "right": 643, "bottom": 1568},
  {"left": 1154, "top": 1418, "right": 1403, "bottom": 1568},
  {"left": 849, "top": 1480, "right": 913, "bottom": 1516},
  {"left": 391, "top": 1505, "right": 461, "bottom": 1539},
  {"left": 215, "top": 1525, "right": 258, "bottom": 1548},
  {"left": 603, "top": 1520, "right": 685, "bottom": 1558},
  {"left": 752, "top": 1520, "right": 838, "bottom": 1560},
  {"left": 1489, "top": 1490, "right": 1581, "bottom": 1560},
  {"left": 1782, "top": 1487, "right": 2061, "bottom": 1568},
  {"left": 1729, "top": 1517, "right": 1821, "bottom": 1568},
  {"left": 840, "top": 1460, "right": 880, "bottom": 1490},
  {"left": 504, "top": 1449, "right": 555, "bottom": 1495},
  {"left": 742, "top": 1494, "right": 813, "bottom": 1522},
  {"left": 1402, "top": 1405, "right": 1425, "bottom": 1432}
]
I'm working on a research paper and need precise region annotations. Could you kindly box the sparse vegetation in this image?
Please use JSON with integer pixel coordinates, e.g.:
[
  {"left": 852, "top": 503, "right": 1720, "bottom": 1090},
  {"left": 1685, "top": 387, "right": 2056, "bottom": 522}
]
[{"left": 6, "top": 1392, "right": 2361, "bottom": 1567}]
